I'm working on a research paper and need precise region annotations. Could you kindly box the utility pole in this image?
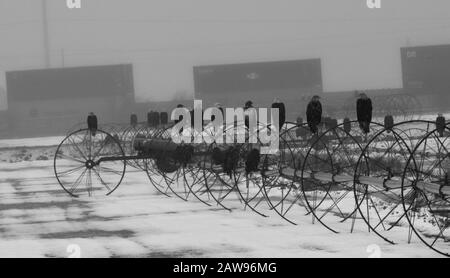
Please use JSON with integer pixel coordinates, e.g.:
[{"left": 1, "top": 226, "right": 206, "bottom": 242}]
[{"left": 42, "top": 0, "right": 50, "bottom": 67}]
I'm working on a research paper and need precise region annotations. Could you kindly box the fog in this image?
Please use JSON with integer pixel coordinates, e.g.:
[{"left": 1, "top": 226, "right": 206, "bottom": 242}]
[{"left": 1, "top": 0, "right": 450, "bottom": 110}]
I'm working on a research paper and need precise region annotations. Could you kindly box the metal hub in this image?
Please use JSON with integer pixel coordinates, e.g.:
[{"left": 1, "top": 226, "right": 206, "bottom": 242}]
[{"left": 85, "top": 160, "right": 96, "bottom": 169}]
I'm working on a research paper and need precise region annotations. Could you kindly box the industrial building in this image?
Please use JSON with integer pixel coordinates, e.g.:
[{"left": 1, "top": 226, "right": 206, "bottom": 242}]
[{"left": 3, "top": 64, "right": 134, "bottom": 138}]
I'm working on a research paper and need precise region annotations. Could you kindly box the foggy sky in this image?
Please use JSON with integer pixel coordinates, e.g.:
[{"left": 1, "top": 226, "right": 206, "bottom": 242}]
[{"left": 1, "top": 0, "right": 450, "bottom": 110}]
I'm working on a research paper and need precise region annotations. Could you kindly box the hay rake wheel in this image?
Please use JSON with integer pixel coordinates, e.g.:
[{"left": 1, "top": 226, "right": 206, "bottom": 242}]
[
  {"left": 54, "top": 128, "right": 126, "bottom": 197},
  {"left": 201, "top": 141, "right": 240, "bottom": 211},
  {"left": 353, "top": 120, "right": 434, "bottom": 243},
  {"left": 352, "top": 120, "right": 435, "bottom": 244},
  {"left": 401, "top": 125, "right": 450, "bottom": 257},
  {"left": 232, "top": 123, "right": 281, "bottom": 218},
  {"left": 231, "top": 142, "right": 269, "bottom": 218},
  {"left": 144, "top": 127, "right": 196, "bottom": 203},
  {"left": 201, "top": 140, "right": 255, "bottom": 212},
  {"left": 118, "top": 124, "right": 145, "bottom": 168},
  {"left": 300, "top": 121, "right": 385, "bottom": 234},
  {"left": 131, "top": 125, "right": 162, "bottom": 170},
  {"left": 200, "top": 123, "right": 271, "bottom": 216},
  {"left": 261, "top": 123, "right": 312, "bottom": 224},
  {"left": 54, "top": 113, "right": 450, "bottom": 257},
  {"left": 140, "top": 127, "right": 176, "bottom": 198},
  {"left": 184, "top": 162, "right": 213, "bottom": 205},
  {"left": 143, "top": 158, "right": 172, "bottom": 197},
  {"left": 145, "top": 127, "right": 216, "bottom": 206},
  {"left": 121, "top": 125, "right": 173, "bottom": 197}
]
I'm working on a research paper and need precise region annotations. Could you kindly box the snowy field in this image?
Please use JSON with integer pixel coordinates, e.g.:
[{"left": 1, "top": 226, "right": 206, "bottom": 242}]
[
  {"left": 0, "top": 117, "right": 448, "bottom": 258},
  {"left": 0, "top": 158, "right": 442, "bottom": 258},
  {"left": 0, "top": 136, "right": 64, "bottom": 149}
]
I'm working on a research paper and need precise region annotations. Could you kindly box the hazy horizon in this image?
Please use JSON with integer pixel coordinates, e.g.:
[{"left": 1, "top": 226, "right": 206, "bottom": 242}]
[{"left": 1, "top": 0, "right": 450, "bottom": 110}]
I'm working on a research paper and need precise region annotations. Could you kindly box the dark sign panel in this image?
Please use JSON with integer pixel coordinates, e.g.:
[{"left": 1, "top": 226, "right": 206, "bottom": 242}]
[
  {"left": 401, "top": 44, "right": 450, "bottom": 95},
  {"left": 6, "top": 64, "right": 134, "bottom": 102},
  {"left": 194, "top": 59, "right": 322, "bottom": 96}
]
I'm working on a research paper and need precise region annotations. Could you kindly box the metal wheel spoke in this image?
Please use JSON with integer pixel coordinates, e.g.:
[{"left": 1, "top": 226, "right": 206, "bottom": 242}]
[
  {"left": 92, "top": 167, "right": 112, "bottom": 192},
  {"left": 68, "top": 168, "right": 88, "bottom": 195},
  {"left": 57, "top": 152, "right": 85, "bottom": 164}
]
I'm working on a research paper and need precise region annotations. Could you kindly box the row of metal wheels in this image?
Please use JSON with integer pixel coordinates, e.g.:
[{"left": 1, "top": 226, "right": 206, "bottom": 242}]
[{"left": 54, "top": 120, "right": 450, "bottom": 256}]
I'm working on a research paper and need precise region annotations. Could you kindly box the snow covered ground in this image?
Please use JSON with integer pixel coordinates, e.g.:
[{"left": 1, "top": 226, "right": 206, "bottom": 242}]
[
  {"left": 0, "top": 136, "right": 63, "bottom": 149},
  {"left": 0, "top": 118, "right": 448, "bottom": 258},
  {"left": 0, "top": 157, "right": 442, "bottom": 258}
]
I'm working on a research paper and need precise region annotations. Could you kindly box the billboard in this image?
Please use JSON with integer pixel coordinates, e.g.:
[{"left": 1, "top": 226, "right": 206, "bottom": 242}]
[
  {"left": 6, "top": 64, "right": 134, "bottom": 102},
  {"left": 401, "top": 44, "right": 450, "bottom": 96},
  {"left": 194, "top": 59, "right": 322, "bottom": 98}
]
